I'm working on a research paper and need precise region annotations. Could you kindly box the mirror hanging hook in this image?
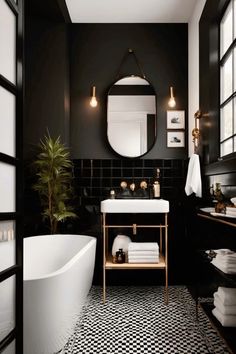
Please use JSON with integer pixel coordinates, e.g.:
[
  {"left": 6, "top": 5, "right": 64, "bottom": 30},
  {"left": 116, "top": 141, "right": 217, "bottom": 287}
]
[{"left": 115, "top": 48, "right": 146, "bottom": 80}]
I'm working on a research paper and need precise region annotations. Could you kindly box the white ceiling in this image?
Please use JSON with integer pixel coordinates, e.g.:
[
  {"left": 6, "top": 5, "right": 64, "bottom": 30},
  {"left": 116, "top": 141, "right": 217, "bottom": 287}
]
[{"left": 65, "top": 0, "right": 198, "bottom": 23}]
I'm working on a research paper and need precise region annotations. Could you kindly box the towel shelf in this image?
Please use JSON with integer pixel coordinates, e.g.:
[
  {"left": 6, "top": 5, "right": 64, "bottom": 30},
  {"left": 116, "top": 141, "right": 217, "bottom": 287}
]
[
  {"left": 101, "top": 199, "right": 169, "bottom": 304},
  {"left": 193, "top": 212, "right": 236, "bottom": 353}
]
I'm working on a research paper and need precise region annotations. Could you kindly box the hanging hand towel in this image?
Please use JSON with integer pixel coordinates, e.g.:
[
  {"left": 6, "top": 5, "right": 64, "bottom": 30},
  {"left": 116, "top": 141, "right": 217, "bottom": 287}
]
[{"left": 185, "top": 153, "right": 202, "bottom": 198}]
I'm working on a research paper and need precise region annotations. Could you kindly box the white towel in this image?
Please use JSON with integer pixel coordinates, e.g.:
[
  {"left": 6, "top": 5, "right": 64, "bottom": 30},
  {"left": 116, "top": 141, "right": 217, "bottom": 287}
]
[
  {"left": 128, "top": 257, "right": 159, "bottom": 263},
  {"left": 212, "top": 307, "right": 236, "bottom": 327},
  {"left": 128, "top": 242, "right": 159, "bottom": 252},
  {"left": 128, "top": 255, "right": 159, "bottom": 260},
  {"left": 128, "top": 250, "right": 159, "bottom": 256},
  {"left": 214, "top": 293, "right": 236, "bottom": 315},
  {"left": 185, "top": 154, "right": 202, "bottom": 198},
  {"left": 215, "top": 254, "right": 236, "bottom": 262},
  {"left": 215, "top": 287, "right": 236, "bottom": 305},
  {"left": 211, "top": 259, "right": 236, "bottom": 274}
]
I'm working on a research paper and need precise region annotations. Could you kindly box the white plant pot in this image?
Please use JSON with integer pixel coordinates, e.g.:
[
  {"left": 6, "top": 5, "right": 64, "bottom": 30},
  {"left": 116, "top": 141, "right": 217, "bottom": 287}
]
[{"left": 112, "top": 235, "right": 132, "bottom": 256}]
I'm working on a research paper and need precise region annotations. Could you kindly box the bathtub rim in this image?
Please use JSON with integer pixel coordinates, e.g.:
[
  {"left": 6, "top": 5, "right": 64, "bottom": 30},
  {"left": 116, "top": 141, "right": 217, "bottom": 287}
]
[{"left": 23, "top": 234, "right": 96, "bottom": 282}]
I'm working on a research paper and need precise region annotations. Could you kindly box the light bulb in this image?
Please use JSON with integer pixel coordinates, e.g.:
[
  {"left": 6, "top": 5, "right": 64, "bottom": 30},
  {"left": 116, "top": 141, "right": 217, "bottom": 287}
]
[
  {"left": 90, "top": 86, "right": 97, "bottom": 107},
  {"left": 90, "top": 96, "right": 97, "bottom": 107},
  {"left": 168, "top": 86, "right": 176, "bottom": 108},
  {"left": 168, "top": 97, "right": 176, "bottom": 108}
]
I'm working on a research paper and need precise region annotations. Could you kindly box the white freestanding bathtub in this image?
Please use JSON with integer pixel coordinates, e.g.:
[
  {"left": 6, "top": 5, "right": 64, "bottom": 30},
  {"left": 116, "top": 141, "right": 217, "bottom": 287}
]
[{"left": 23, "top": 234, "right": 96, "bottom": 354}]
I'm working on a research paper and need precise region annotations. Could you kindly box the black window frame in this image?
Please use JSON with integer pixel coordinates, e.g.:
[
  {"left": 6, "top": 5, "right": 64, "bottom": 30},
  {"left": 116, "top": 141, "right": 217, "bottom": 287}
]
[{"left": 219, "top": 0, "right": 236, "bottom": 158}]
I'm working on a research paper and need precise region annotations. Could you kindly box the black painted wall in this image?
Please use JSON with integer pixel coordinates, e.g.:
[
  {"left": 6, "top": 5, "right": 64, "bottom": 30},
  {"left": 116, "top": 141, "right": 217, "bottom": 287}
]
[
  {"left": 69, "top": 24, "right": 188, "bottom": 159},
  {"left": 24, "top": 0, "right": 70, "bottom": 159}
]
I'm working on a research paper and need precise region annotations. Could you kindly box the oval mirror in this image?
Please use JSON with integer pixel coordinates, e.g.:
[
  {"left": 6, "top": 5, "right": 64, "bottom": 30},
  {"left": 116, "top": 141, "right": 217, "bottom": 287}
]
[{"left": 107, "top": 76, "right": 156, "bottom": 158}]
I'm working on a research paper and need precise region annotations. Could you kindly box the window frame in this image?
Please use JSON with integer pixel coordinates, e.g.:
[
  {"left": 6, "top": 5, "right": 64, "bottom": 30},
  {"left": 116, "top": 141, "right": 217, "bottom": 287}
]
[{"left": 220, "top": 0, "right": 236, "bottom": 158}]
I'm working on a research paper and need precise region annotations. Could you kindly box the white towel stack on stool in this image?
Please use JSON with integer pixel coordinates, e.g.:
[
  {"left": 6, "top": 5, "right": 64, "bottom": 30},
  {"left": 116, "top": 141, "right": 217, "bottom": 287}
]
[
  {"left": 128, "top": 242, "right": 159, "bottom": 263},
  {"left": 212, "top": 287, "right": 236, "bottom": 327},
  {"left": 211, "top": 249, "right": 236, "bottom": 274}
]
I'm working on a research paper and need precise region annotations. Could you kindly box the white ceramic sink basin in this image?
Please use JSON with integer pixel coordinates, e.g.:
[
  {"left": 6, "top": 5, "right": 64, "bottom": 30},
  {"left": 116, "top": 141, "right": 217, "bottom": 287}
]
[{"left": 101, "top": 199, "right": 169, "bottom": 213}]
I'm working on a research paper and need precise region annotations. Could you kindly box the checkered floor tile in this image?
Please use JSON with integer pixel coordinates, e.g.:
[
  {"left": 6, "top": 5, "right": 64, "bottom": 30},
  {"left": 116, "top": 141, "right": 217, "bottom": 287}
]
[{"left": 63, "top": 286, "right": 229, "bottom": 354}]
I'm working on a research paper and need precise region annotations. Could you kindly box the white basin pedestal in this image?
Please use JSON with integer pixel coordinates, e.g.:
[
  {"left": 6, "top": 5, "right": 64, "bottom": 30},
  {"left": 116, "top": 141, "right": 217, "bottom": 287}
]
[{"left": 101, "top": 198, "right": 169, "bottom": 213}]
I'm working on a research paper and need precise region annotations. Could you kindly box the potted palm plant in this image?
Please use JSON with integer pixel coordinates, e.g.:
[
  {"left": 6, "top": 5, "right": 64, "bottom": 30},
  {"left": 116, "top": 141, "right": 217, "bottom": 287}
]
[{"left": 33, "top": 133, "right": 77, "bottom": 234}]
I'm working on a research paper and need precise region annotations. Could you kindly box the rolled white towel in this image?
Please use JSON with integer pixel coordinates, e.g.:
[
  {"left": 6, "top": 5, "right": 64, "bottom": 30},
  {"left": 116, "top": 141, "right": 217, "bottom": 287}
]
[
  {"left": 128, "top": 242, "right": 159, "bottom": 252},
  {"left": 128, "top": 250, "right": 159, "bottom": 256},
  {"left": 214, "top": 293, "right": 236, "bottom": 315},
  {"left": 212, "top": 307, "right": 236, "bottom": 327},
  {"left": 215, "top": 287, "right": 236, "bottom": 305}
]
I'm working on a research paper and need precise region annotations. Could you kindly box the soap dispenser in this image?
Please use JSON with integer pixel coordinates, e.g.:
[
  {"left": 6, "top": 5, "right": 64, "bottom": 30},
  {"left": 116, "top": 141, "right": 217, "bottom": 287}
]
[{"left": 153, "top": 168, "right": 161, "bottom": 199}]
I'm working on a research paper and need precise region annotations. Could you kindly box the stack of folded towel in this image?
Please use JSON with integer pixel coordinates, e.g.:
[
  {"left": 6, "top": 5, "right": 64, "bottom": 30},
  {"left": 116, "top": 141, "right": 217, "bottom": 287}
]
[
  {"left": 128, "top": 242, "right": 159, "bottom": 263},
  {"left": 211, "top": 249, "right": 236, "bottom": 274},
  {"left": 212, "top": 287, "right": 236, "bottom": 327},
  {"left": 226, "top": 206, "right": 236, "bottom": 217}
]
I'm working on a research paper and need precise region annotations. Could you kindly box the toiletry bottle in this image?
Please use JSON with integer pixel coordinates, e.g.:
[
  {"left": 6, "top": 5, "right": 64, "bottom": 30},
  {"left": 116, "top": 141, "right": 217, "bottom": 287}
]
[
  {"left": 110, "top": 190, "right": 115, "bottom": 199},
  {"left": 153, "top": 168, "right": 161, "bottom": 199}
]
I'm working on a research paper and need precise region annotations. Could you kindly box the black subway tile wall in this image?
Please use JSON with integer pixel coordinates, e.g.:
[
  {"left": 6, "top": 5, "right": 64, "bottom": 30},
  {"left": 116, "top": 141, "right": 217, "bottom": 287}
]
[{"left": 73, "top": 159, "right": 187, "bottom": 206}]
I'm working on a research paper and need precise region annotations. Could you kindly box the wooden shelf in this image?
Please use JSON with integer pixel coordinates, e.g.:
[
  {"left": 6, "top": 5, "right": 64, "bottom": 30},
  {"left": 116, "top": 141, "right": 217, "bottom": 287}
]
[
  {"left": 105, "top": 253, "right": 166, "bottom": 270},
  {"left": 197, "top": 212, "right": 236, "bottom": 228}
]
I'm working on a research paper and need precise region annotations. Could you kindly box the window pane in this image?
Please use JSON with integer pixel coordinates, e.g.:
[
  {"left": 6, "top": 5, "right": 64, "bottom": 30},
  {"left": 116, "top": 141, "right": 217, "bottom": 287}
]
[
  {"left": 0, "top": 86, "right": 15, "bottom": 157},
  {"left": 2, "top": 340, "right": 15, "bottom": 354},
  {"left": 221, "top": 53, "right": 233, "bottom": 103},
  {"left": 234, "top": 48, "right": 236, "bottom": 91},
  {"left": 0, "top": 163, "right": 15, "bottom": 212},
  {"left": 220, "top": 101, "right": 233, "bottom": 141},
  {"left": 0, "top": 0, "right": 16, "bottom": 84},
  {"left": 221, "top": 138, "right": 233, "bottom": 156},
  {"left": 0, "top": 221, "right": 15, "bottom": 272},
  {"left": 234, "top": 0, "right": 236, "bottom": 39},
  {"left": 221, "top": 1, "right": 233, "bottom": 57},
  {"left": 0, "top": 276, "right": 15, "bottom": 342},
  {"left": 234, "top": 98, "right": 236, "bottom": 134}
]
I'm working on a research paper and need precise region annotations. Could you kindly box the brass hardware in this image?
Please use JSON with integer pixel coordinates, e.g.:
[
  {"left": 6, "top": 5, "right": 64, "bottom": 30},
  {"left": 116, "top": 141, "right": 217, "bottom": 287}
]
[
  {"left": 120, "top": 181, "right": 127, "bottom": 189},
  {"left": 140, "top": 180, "right": 148, "bottom": 189},
  {"left": 130, "top": 183, "right": 135, "bottom": 192},
  {"left": 133, "top": 223, "right": 137, "bottom": 235},
  {"left": 192, "top": 110, "right": 209, "bottom": 153}
]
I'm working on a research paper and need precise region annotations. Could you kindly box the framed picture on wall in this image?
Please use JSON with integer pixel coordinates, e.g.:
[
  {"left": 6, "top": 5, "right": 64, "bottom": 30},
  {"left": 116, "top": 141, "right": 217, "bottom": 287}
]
[
  {"left": 167, "top": 131, "right": 185, "bottom": 148},
  {"left": 167, "top": 110, "right": 185, "bottom": 129}
]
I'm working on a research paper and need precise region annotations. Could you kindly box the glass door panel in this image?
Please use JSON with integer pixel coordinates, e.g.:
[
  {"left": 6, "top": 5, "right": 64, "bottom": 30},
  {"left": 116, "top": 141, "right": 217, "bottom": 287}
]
[
  {"left": 2, "top": 340, "right": 15, "bottom": 354},
  {"left": 0, "top": 163, "right": 15, "bottom": 213},
  {"left": 0, "top": 221, "right": 15, "bottom": 272},
  {"left": 0, "top": 0, "right": 16, "bottom": 84},
  {"left": 0, "top": 86, "right": 15, "bottom": 157},
  {"left": 0, "top": 276, "right": 15, "bottom": 342}
]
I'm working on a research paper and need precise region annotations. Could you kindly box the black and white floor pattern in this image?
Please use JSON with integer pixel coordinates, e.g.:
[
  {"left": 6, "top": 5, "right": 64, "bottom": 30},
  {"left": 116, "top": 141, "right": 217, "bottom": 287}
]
[{"left": 63, "top": 286, "right": 229, "bottom": 354}]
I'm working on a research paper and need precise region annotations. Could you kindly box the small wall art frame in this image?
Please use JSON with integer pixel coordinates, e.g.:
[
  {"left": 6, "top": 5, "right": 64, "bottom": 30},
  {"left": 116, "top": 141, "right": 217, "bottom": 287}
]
[
  {"left": 167, "top": 110, "right": 185, "bottom": 129},
  {"left": 167, "top": 131, "right": 185, "bottom": 148}
]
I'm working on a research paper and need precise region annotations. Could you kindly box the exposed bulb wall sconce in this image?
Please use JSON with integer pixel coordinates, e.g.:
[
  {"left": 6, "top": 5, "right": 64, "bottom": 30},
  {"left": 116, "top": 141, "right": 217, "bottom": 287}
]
[
  {"left": 168, "top": 86, "right": 176, "bottom": 108},
  {"left": 90, "top": 86, "right": 97, "bottom": 107}
]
